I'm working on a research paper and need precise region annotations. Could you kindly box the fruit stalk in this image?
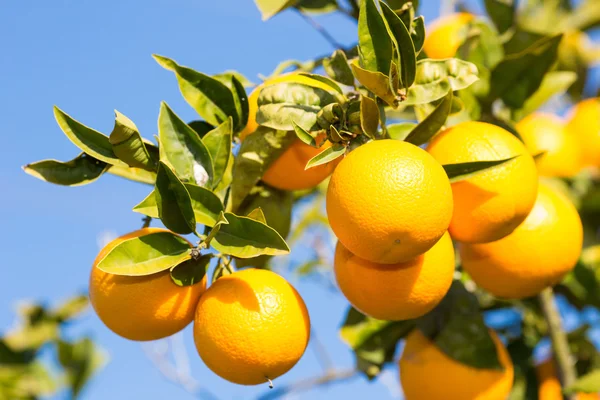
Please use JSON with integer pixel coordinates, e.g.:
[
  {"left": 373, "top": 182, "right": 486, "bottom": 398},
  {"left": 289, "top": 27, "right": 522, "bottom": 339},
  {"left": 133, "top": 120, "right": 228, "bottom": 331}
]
[{"left": 538, "top": 287, "right": 578, "bottom": 400}]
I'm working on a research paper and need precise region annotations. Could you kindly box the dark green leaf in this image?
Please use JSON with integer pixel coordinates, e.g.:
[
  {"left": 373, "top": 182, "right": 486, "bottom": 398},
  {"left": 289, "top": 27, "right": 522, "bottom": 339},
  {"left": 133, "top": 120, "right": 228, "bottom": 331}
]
[
  {"left": 351, "top": 60, "right": 400, "bottom": 107},
  {"left": 358, "top": 0, "right": 393, "bottom": 74},
  {"left": 106, "top": 164, "right": 155, "bottom": 185},
  {"left": 323, "top": 50, "right": 355, "bottom": 86},
  {"left": 405, "top": 89, "right": 452, "bottom": 146},
  {"left": 411, "top": 16, "right": 425, "bottom": 54},
  {"left": 484, "top": 0, "right": 515, "bottom": 34},
  {"left": 154, "top": 161, "right": 197, "bottom": 234},
  {"left": 387, "top": 122, "right": 417, "bottom": 141},
  {"left": 515, "top": 71, "right": 577, "bottom": 119},
  {"left": 298, "top": 72, "right": 344, "bottom": 95},
  {"left": 379, "top": 1, "right": 416, "bottom": 89},
  {"left": 292, "top": 120, "right": 317, "bottom": 146},
  {"left": 202, "top": 118, "right": 232, "bottom": 188},
  {"left": 230, "top": 128, "right": 296, "bottom": 211},
  {"left": 53, "top": 107, "right": 126, "bottom": 167},
  {"left": 109, "top": 111, "right": 156, "bottom": 170},
  {"left": 443, "top": 157, "right": 518, "bottom": 183},
  {"left": 158, "top": 102, "right": 214, "bottom": 187},
  {"left": 457, "top": 19, "right": 504, "bottom": 71},
  {"left": 256, "top": 82, "right": 338, "bottom": 131},
  {"left": 170, "top": 255, "right": 211, "bottom": 287},
  {"left": 214, "top": 70, "right": 255, "bottom": 88},
  {"left": 296, "top": 0, "right": 337, "bottom": 14},
  {"left": 417, "top": 281, "right": 503, "bottom": 370},
  {"left": 254, "top": 0, "right": 296, "bottom": 20},
  {"left": 212, "top": 74, "right": 249, "bottom": 133},
  {"left": 360, "top": 95, "right": 379, "bottom": 138},
  {"left": 565, "top": 370, "right": 600, "bottom": 394},
  {"left": 489, "top": 34, "right": 563, "bottom": 109},
  {"left": 97, "top": 230, "right": 191, "bottom": 276},
  {"left": 57, "top": 338, "right": 106, "bottom": 398},
  {"left": 305, "top": 143, "right": 346, "bottom": 169},
  {"left": 211, "top": 212, "right": 290, "bottom": 258},
  {"left": 188, "top": 120, "right": 215, "bottom": 138},
  {"left": 404, "top": 59, "right": 479, "bottom": 105},
  {"left": 341, "top": 307, "right": 414, "bottom": 379},
  {"left": 153, "top": 55, "right": 238, "bottom": 127},
  {"left": 23, "top": 153, "right": 108, "bottom": 186}
]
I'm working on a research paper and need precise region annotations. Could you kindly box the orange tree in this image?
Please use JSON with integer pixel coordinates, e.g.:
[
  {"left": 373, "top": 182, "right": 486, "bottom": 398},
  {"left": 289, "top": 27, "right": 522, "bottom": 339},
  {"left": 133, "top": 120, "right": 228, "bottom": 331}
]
[{"left": 11, "top": 0, "right": 600, "bottom": 399}]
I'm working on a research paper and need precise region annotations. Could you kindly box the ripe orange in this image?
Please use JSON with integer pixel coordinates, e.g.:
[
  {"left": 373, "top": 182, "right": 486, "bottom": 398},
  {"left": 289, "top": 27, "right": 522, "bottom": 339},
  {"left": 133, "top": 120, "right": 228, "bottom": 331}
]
[
  {"left": 423, "top": 13, "right": 474, "bottom": 59},
  {"left": 334, "top": 232, "right": 454, "bottom": 320},
  {"left": 566, "top": 98, "right": 600, "bottom": 167},
  {"left": 536, "top": 358, "right": 600, "bottom": 400},
  {"left": 517, "top": 113, "right": 582, "bottom": 177},
  {"left": 460, "top": 183, "right": 583, "bottom": 299},
  {"left": 327, "top": 139, "right": 453, "bottom": 264},
  {"left": 426, "top": 121, "right": 538, "bottom": 244},
  {"left": 241, "top": 72, "right": 339, "bottom": 191},
  {"left": 89, "top": 228, "right": 206, "bottom": 341},
  {"left": 193, "top": 268, "right": 310, "bottom": 385},
  {"left": 400, "top": 329, "right": 514, "bottom": 400}
]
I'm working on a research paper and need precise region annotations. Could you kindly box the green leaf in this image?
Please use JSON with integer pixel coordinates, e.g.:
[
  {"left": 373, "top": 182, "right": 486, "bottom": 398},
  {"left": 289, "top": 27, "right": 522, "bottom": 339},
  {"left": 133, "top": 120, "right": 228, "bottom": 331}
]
[
  {"left": 292, "top": 120, "right": 317, "bottom": 146},
  {"left": 565, "top": 370, "right": 600, "bottom": 394},
  {"left": 253, "top": 0, "right": 296, "bottom": 20},
  {"left": 443, "top": 157, "right": 518, "bottom": 183},
  {"left": 387, "top": 122, "right": 417, "bottom": 141},
  {"left": 230, "top": 128, "right": 296, "bottom": 211},
  {"left": 296, "top": 0, "right": 337, "bottom": 14},
  {"left": 153, "top": 55, "right": 238, "bottom": 127},
  {"left": 256, "top": 82, "right": 338, "bottom": 131},
  {"left": 379, "top": 1, "right": 416, "bottom": 89},
  {"left": 57, "top": 338, "right": 106, "bottom": 398},
  {"left": 404, "top": 59, "right": 479, "bottom": 105},
  {"left": 154, "top": 161, "right": 197, "bottom": 234},
  {"left": 170, "top": 255, "right": 211, "bottom": 287},
  {"left": 323, "top": 50, "right": 355, "bottom": 86},
  {"left": 211, "top": 212, "right": 290, "bottom": 258},
  {"left": 246, "top": 207, "right": 267, "bottom": 224},
  {"left": 96, "top": 230, "right": 191, "bottom": 276},
  {"left": 106, "top": 164, "right": 156, "bottom": 185},
  {"left": 213, "top": 74, "right": 249, "bottom": 133},
  {"left": 358, "top": 0, "right": 393, "bottom": 75},
  {"left": 457, "top": 19, "right": 504, "bottom": 71},
  {"left": 305, "top": 143, "right": 346, "bottom": 169},
  {"left": 404, "top": 89, "right": 452, "bottom": 146},
  {"left": 109, "top": 111, "right": 156, "bottom": 170},
  {"left": 214, "top": 70, "right": 255, "bottom": 88},
  {"left": 53, "top": 107, "right": 127, "bottom": 167},
  {"left": 563, "top": 0, "right": 600, "bottom": 31},
  {"left": 360, "top": 95, "right": 379, "bottom": 138},
  {"left": 489, "top": 34, "right": 563, "bottom": 109},
  {"left": 298, "top": 72, "right": 344, "bottom": 95},
  {"left": 484, "top": 0, "right": 515, "bottom": 34},
  {"left": 23, "top": 153, "right": 108, "bottom": 186},
  {"left": 52, "top": 295, "right": 89, "bottom": 322},
  {"left": 515, "top": 71, "right": 577, "bottom": 120},
  {"left": 411, "top": 16, "right": 425, "bottom": 54},
  {"left": 340, "top": 307, "right": 414, "bottom": 379},
  {"left": 133, "top": 183, "right": 224, "bottom": 227},
  {"left": 202, "top": 118, "right": 232, "bottom": 188},
  {"left": 417, "top": 281, "right": 503, "bottom": 370},
  {"left": 351, "top": 60, "right": 400, "bottom": 107},
  {"left": 188, "top": 120, "right": 215, "bottom": 138},
  {"left": 158, "top": 102, "right": 214, "bottom": 187}
]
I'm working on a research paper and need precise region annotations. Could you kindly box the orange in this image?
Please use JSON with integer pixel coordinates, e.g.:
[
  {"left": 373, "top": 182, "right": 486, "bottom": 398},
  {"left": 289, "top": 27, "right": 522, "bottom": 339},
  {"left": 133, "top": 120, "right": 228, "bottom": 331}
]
[
  {"left": 400, "top": 329, "right": 514, "bottom": 400},
  {"left": 423, "top": 13, "right": 474, "bottom": 59},
  {"left": 566, "top": 98, "right": 600, "bottom": 167},
  {"left": 536, "top": 358, "right": 600, "bottom": 400},
  {"left": 241, "top": 72, "right": 340, "bottom": 191},
  {"left": 460, "top": 183, "right": 583, "bottom": 299},
  {"left": 517, "top": 113, "right": 582, "bottom": 177},
  {"left": 334, "top": 232, "right": 454, "bottom": 320},
  {"left": 89, "top": 228, "right": 206, "bottom": 341},
  {"left": 426, "top": 121, "right": 538, "bottom": 244},
  {"left": 193, "top": 268, "right": 310, "bottom": 385},
  {"left": 327, "top": 139, "right": 453, "bottom": 264}
]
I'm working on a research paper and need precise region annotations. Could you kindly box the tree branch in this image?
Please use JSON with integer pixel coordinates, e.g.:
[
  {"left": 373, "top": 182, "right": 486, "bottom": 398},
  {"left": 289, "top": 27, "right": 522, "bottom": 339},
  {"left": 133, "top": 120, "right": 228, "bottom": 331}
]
[
  {"left": 296, "top": 10, "right": 344, "bottom": 50},
  {"left": 256, "top": 369, "right": 359, "bottom": 400},
  {"left": 538, "top": 287, "right": 578, "bottom": 400},
  {"left": 142, "top": 216, "right": 152, "bottom": 229}
]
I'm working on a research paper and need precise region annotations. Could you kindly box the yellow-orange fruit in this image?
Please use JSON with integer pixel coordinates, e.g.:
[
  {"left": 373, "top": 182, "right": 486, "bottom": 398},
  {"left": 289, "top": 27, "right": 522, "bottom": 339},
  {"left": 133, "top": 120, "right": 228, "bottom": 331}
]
[
  {"left": 400, "top": 329, "right": 514, "bottom": 400},
  {"left": 536, "top": 358, "right": 600, "bottom": 400},
  {"left": 566, "top": 98, "right": 600, "bottom": 167},
  {"left": 89, "top": 228, "right": 206, "bottom": 341},
  {"left": 327, "top": 139, "right": 453, "bottom": 264},
  {"left": 423, "top": 13, "right": 474, "bottom": 59},
  {"left": 517, "top": 113, "right": 582, "bottom": 177},
  {"left": 193, "top": 268, "right": 310, "bottom": 385},
  {"left": 334, "top": 232, "right": 454, "bottom": 320},
  {"left": 426, "top": 121, "right": 538, "bottom": 244},
  {"left": 460, "top": 184, "right": 583, "bottom": 299}
]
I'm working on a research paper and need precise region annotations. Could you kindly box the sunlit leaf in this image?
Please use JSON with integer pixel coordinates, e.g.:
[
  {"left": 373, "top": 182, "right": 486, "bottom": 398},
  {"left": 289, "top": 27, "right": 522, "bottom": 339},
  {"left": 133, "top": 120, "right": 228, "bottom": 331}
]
[
  {"left": 109, "top": 111, "right": 156, "bottom": 170},
  {"left": 323, "top": 50, "right": 355, "bottom": 86},
  {"left": 202, "top": 118, "right": 232, "bottom": 188},
  {"left": 305, "top": 143, "right": 346, "bottom": 169},
  {"left": 387, "top": 122, "right": 417, "bottom": 141},
  {"left": 253, "top": 0, "right": 296, "bottom": 20},
  {"left": 565, "top": 369, "right": 600, "bottom": 394},
  {"left": 106, "top": 164, "right": 155, "bottom": 185},
  {"left": 351, "top": 60, "right": 400, "bottom": 107},
  {"left": 379, "top": 1, "right": 416, "bottom": 89},
  {"left": 154, "top": 161, "right": 197, "bottom": 234},
  {"left": 360, "top": 95, "right": 379, "bottom": 138},
  {"left": 358, "top": 0, "right": 393, "bottom": 75},
  {"left": 404, "top": 89, "right": 452, "bottom": 146}
]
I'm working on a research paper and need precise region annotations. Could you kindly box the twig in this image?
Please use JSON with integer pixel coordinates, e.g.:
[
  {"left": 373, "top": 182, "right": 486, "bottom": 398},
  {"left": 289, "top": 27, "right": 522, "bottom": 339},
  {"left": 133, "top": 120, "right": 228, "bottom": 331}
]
[
  {"left": 310, "top": 328, "right": 334, "bottom": 371},
  {"left": 296, "top": 10, "right": 344, "bottom": 50},
  {"left": 142, "top": 216, "right": 152, "bottom": 229},
  {"left": 538, "top": 287, "right": 578, "bottom": 400},
  {"left": 256, "top": 369, "right": 359, "bottom": 400}
]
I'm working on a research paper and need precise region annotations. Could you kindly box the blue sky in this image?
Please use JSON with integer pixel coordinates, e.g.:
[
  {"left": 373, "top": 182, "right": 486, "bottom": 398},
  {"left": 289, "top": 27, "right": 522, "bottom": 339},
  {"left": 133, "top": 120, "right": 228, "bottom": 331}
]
[{"left": 1, "top": 1, "right": 599, "bottom": 400}]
